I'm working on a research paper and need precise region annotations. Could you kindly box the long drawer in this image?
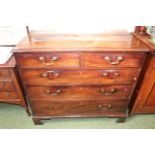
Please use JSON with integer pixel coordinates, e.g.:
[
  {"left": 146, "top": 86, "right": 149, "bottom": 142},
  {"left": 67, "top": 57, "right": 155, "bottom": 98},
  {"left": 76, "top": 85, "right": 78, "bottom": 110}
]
[
  {"left": 30, "top": 99, "right": 128, "bottom": 116},
  {"left": 15, "top": 53, "right": 80, "bottom": 68},
  {"left": 0, "top": 69, "right": 10, "bottom": 79},
  {"left": 0, "top": 81, "right": 15, "bottom": 91},
  {"left": 0, "top": 91, "right": 19, "bottom": 100},
  {"left": 20, "top": 68, "right": 140, "bottom": 86},
  {"left": 27, "top": 85, "right": 133, "bottom": 100},
  {"left": 83, "top": 53, "right": 144, "bottom": 68}
]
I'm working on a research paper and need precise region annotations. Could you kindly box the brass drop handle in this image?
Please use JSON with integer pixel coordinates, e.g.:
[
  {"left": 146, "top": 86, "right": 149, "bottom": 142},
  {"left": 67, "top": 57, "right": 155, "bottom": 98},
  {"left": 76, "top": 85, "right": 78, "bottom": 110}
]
[
  {"left": 102, "top": 71, "right": 119, "bottom": 77},
  {"left": 39, "top": 56, "right": 59, "bottom": 65},
  {"left": 100, "top": 88, "right": 117, "bottom": 95},
  {"left": 97, "top": 104, "right": 112, "bottom": 110},
  {"left": 102, "top": 72, "right": 108, "bottom": 77},
  {"left": 42, "top": 71, "right": 59, "bottom": 77},
  {"left": 104, "top": 56, "right": 123, "bottom": 65},
  {"left": 114, "top": 72, "right": 119, "bottom": 76},
  {"left": 46, "top": 89, "right": 61, "bottom": 96}
]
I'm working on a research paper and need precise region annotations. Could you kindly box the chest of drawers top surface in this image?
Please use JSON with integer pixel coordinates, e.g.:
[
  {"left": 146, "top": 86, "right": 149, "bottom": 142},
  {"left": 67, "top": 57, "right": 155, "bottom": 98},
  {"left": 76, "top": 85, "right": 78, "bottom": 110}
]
[{"left": 13, "top": 32, "right": 149, "bottom": 52}]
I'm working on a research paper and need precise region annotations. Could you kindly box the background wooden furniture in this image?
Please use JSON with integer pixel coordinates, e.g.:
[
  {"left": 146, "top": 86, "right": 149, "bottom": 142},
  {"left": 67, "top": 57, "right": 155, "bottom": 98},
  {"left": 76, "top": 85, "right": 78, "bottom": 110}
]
[
  {"left": 132, "top": 32, "right": 155, "bottom": 113},
  {"left": 0, "top": 55, "right": 30, "bottom": 115},
  {"left": 13, "top": 30, "right": 149, "bottom": 125}
]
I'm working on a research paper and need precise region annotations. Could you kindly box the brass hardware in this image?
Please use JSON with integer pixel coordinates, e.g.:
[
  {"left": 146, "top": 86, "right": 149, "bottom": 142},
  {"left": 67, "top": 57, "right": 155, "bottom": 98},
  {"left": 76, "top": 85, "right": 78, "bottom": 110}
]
[
  {"left": 133, "top": 77, "right": 137, "bottom": 81},
  {"left": 46, "top": 89, "right": 61, "bottom": 96},
  {"left": 42, "top": 71, "right": 59, "bottom": 77},
  {"left": 98, "top": 104, "right": 103, "bottom": 108},
  {"left": 107, "top": 104, "right": 112, "bottom": 109},
  {"left": 102, "top": 72, "right": 109, "bottom": 76},
  {"left": 104, "top": 56, "right": 123, "bottom": 65},
  {"left": 51, "top": 56, "right": 58, "bottom": 61},
  {"left": 114, "top": 72, "right": 119, "bottom": 76},
  {"left": 97, "top": 104, "right": 112, "bottom": 110},
  {"left": 102, "top": 71, "right": 119, "bottom": 77},
  {"left": 124, "top": 88, "right": 128, "bottom": 92},
  {"left": 39, "top": 56, "right": 58, "bottom": 65},
  {"left": 100, "top": 88, "right": 116, "bottom": 95}
]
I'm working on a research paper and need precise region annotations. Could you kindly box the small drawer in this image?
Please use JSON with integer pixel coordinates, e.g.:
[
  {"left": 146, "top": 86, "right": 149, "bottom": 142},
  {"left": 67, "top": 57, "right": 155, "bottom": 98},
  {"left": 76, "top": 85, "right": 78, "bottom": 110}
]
[
  {"left": 83, "top": 53, "right": 145, "bottom": 68},
  {"left": 20, "top": 68, "right": 140, "bottom": 86},
  {"left": 0, "top": 81, "right": 15, "bottom": 91},
  {"left": 0, "top": 91, "right": 19, "bottom": 100},
  {"left": 15, "top": 53, "right": 80, "bottom": 68},
  {"left": 30, "top": 100, "right": 128, "bottom": 116},
  {"left": 0, "top": 69, "right": 10, "bottom": 79},
  {"left": 27, "top": 85, "right": 133, "bottom": 100}
]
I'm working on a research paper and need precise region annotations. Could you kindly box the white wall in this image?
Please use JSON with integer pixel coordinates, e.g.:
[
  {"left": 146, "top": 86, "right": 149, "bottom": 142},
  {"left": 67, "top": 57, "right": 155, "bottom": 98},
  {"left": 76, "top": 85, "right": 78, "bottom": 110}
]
[
  {"left": 0, "top": 26, "right": 26, "bottom": 45},
  {"left": 0, "top": 25, "right": 134, "bottom": 45},
  {"left": 29, "top": 26, "right": 134, "bottom": 34}
]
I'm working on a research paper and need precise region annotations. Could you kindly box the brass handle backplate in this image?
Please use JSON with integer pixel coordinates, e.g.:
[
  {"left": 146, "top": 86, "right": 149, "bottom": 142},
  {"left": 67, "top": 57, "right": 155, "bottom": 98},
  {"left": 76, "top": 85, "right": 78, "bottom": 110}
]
[
  {"left": 100, "top": 88, "right": 117, "bottom": 95},
  {"left": 104, "top": 56, "right": 123, "bottom": 65},
  {"left": 102, "top": 71, "right": 119, "bottom": 77},
  {"left": 39, "top": 56, "right": 59, "bottom": 65},
  {"left": 42, "top": 71, "right": 59, "bottom": 78},
  {"left": 46, "top": 89, "right": 61, "bottom": 96},
  {"left": 97, "top": 104, "right": 112, "bottom": 110}
]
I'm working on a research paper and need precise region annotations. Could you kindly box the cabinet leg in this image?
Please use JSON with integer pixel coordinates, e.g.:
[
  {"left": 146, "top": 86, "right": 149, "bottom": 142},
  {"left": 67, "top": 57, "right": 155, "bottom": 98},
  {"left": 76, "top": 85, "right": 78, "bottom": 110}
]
[
  {"left": 116, "top": 117, "right": 126, "bottom": 123},
  {"left": 32, "top": 118, "right": 43, "bottom": 125}
]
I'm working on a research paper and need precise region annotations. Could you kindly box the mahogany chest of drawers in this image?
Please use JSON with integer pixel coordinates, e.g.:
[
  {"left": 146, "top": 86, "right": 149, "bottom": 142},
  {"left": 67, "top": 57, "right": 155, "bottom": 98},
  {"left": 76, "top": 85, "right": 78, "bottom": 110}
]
[
  {"left": 0, "top": 56, "right": 29, "bottom": 115},
  {"left": 13, "top": 32, "right": 149, "bottom": 125}
]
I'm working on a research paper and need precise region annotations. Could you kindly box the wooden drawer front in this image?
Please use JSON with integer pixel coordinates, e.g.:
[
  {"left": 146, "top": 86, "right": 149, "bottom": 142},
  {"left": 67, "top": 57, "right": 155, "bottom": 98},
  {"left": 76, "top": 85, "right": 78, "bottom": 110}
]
[
  {"left": 0, "top": 81, "right": 15, "bottom": 91},
  {"left": 0, "top": 91, "right": 18, "bottom": 99},
  {"left": 21, "top": 68, "right": 140, "bottom": 86},
  {"left": 83, "top": 53, "right": 144, "bottom": 68},
  {"left": 16, "top": 53, "right": 80, "bottom": 68},
  {"left": 27, "top": 85, "right": 132, "bottom": 100},
  {"left": 0, "top": 69, "right": 10, "bottom": 79},
  {"left": 30, "top": 100, "right": 128, "bottom": 116}
]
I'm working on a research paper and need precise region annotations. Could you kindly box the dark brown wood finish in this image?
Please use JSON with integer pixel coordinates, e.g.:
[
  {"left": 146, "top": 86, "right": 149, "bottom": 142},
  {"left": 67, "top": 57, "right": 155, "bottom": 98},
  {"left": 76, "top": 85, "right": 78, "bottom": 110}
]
[
  {"left": 0, "top": 56, "right": 30, "bottom": 115},
  {"left": 0, "top": 80, "right": 15, "bottom": 91},
  {"left": 131, "top": 33, "right": 155, "bottom": 114},
  {"left": 20, "top": 68, "right": 140, "bottom": 86},
  {"left": 132, "top": 53, "right": 155, "bottom": 113},
  {"left": 30, "top": 100, "right": 128, "bottom": 117},
  {"left": 0, "top": 91, "right": 19, "bottom": 99},
  {"left": 83, "top": 52, "right": 145, "bottom": 68},
  {"left": 0, "top": 69, "right": 10, "bottom": 78},
  {"left": 13, "top": 31, "right": 149, "bottom": 52},
  {"left": 27, "top": 85, "right": 132, "bottom": 100},
  {"left": 13, "top": 31, "right": 150, "bottom": 124},
  {"left": 15, "top": 53, "right": 80, "bottom": 68}
]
